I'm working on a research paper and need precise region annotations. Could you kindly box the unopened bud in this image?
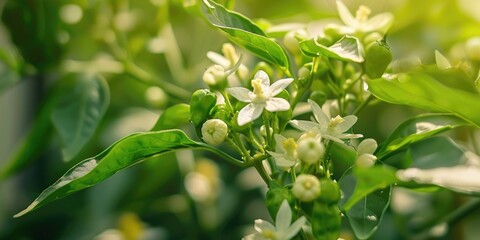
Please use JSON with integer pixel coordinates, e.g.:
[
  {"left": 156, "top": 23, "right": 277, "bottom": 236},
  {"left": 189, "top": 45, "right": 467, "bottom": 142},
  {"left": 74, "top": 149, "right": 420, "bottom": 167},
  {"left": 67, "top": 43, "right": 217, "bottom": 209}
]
[
  {"left": 203, "top": 65, "right": 227, "bottom": 90},
  {"left": 292, "top": 174, "right": 321, "bottom": 202},
  {"left": 466, "top": 37, "right": 480, "bottom": 61},
  {"left": 297, "top": 138, "right": 325, "bottom": 164},
  {"left": 201, "top": 119, "right": 228, "bottom": 145}
]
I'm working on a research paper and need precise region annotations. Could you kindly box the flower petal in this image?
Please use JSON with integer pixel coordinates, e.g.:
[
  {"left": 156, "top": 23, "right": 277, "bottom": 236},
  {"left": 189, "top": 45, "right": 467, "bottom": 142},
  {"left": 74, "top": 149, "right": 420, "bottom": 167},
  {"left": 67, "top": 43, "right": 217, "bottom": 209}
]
[
  {"left": 254, "top": 219, "right": 275, "bottom": 233},
  {"left": 336, "top": 133, "right": 363, "bottom": 139},
  {"left": 206, "top": 51, "right": 230, "bottom": 68},
  {"left": 322, "top": 134, "right": 344, "bottom": 143},
  {"left": 336, "top": 115, "right": 358, "bottom": 132},
  {"left": 336, "top": 0, "right": 356, "bottom": 27},
  {"left": 308, "top": 100, "right": 329, "bottom": 125},
  {"left": 273, "top": 134, "right": 287, "bottom": 152},
  {"left": 364, "top": 12, "right": 394, "bottom": 33},
  {"left": 275, "top": 200, "right": 292, "bottom": 231},
  {"left": 290, "top": 120, "right": 320, "bottom": 132},
  {"left": 265, "top": 98, "right": 290, "bottom": 112},
  {"left": 357, "top": 138, "right": 377, "bottom": 155},
  {"left": 226, "top": 87, "right": 252, "bottom": 102},
  {"left": 283, "top": 216, "right": 307, "bottom": 239},
  {"left": 254, "top": 70, "right": 270, "bottom": 89},
  {"left": 269, "top": 78, "right": 294, "bottom": 96},
  {"left": 238, "top": 103, "right": 264, "bottom": 126},
  {"left": 275, "top": 157, "right": 296, "bottom": 168}
]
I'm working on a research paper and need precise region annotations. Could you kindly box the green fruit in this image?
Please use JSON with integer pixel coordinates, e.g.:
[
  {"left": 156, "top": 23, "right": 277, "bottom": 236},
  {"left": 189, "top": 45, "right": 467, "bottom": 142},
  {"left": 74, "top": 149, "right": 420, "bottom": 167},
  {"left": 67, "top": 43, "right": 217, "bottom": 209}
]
[
  {"left": 189, "top": 89, "right": 217, "bottom": 127},
  {"left": 311, "top": 201, "right": 341, "bottom": 240},
  {"left": 266, "top": 184, "right": 295, "bottom": 219},
  {"left": 365, "top": 40, "right": 393, "bottom": 78},
  {"left": 309, "top": 91, "right": 327, "bottom": 107},
  {"left": 317, "top": 178, "right": 341, "bottom": 204}
]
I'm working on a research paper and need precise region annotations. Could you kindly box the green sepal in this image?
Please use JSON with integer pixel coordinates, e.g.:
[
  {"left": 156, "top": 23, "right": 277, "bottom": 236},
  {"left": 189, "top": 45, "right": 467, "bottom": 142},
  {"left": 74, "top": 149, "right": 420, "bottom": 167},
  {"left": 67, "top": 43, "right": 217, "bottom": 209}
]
[
  {"left": 364, "top": 40, "right": 392, "bottom": 78},
  {"left": 189, "top": 89, "right": 217, "bottom": 127}
]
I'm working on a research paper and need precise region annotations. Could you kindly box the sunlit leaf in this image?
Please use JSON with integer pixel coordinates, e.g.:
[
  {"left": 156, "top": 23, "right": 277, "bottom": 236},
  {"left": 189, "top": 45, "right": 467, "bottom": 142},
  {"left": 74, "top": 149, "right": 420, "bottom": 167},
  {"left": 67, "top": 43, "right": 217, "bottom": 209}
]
[
  {"left": 201, "top": 0, "right": 291, "bottom": 75},
  {"left": 14, "top": 129, "right": 244, "bottom": 217},
  {"left": 340, "top": 166, "right": 397, "bottom": 211},
  {"left": 51, "top": 73, "right": 109, "bottom": 162},
  {"left": 377, "top": 114, "right": 466, "bottom": 159},
  {"left": 367, "top": 72, "right": 480, "bottom": 128},
  {"left": 151, "top": 103, "right": 190, "bottom": 131},
  {"left": 340, "top": 167, "right": 393, "bottom": 239},
  {"left": 299, "top": 36, "right": 364, "bottom": 62},
  {"left": 397, "top": 138, "right": 480, "bottom": 195}
]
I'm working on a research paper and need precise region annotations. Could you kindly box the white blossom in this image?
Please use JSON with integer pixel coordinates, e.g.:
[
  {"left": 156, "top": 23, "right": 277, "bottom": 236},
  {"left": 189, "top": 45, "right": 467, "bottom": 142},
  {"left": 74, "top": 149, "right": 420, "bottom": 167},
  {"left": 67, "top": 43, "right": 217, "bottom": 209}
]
[
  {"left": 243, "top": 200, "right": 306, "bottom": 240},
  {"left": 267, "top": 134, "right": 298, "bottom": 170},
  {"left": 297, "top": 138, "right": 325, "bottom": 165},
  {"left": 290, "top": 100, "right": 362, "bottom": 143},
  {"left": 292, "top": 174, "right": 321, "bottom": 202},
  {"left": 355, "top": 138, "right": 377, "bottom": 168},
  {"left": 334, "top": 1, "right": 394, "bottom": 35},
  {"left": 227, "top": 70, "right": 293, "bottom": 126}
]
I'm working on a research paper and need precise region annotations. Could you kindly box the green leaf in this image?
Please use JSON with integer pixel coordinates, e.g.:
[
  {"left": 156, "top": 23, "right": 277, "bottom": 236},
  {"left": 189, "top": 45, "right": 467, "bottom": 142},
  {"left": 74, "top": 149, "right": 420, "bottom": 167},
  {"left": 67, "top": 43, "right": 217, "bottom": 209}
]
[
  {"left": 151, "top": 103, "right": 190, "bottom": 131},
  {"left": 51, "top": 73, "right": 110, "bottom": 162},
  {"left": 339, "top": 167, "right": 394, "bottom": 239},
  {"left": 14, "top": 129, "right": 244, "bottom": 217},
  {"left": 367, "top": 72, "right": 480, "bottom": 128},
  {"left": 201, "top": 0, "right": 291, "bottom": 75},
  {"left": 377, "top": 114, "right": 466, "bottom": 159},
  {"left": 340, "top": 166, "right": 397, "bottom": 211},
  {"left": 397, "top": 137, "right": 480, "bottom": 195},
  {"left": 299, "top": 36, "right": 364, "bottom": 62}
]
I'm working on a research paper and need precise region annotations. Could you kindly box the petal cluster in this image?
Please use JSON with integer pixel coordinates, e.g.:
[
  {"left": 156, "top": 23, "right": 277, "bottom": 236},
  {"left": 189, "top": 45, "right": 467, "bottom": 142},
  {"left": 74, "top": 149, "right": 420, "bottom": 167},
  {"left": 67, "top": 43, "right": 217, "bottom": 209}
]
[
  {"left": 243, "top": 200, "right": 306, "bottom": 240},
  {"left": 290, "top": 100, "right": 362, "bottom": 143},
  {"left": 227, "top": 70, "right": 293, "bottom": 126}
]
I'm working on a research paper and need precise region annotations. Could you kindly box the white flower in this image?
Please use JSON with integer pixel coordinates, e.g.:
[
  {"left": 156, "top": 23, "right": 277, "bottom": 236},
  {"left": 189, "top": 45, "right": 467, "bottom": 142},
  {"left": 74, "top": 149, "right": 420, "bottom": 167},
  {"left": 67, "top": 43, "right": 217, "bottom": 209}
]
[
  {"left": 203, "top": 64, "right": 227, "bottom": 89},
  {"left": 226, "top": 70, "right": 293, "bottom": 126},
  {"left": 292, "top": 174, "right": 321, "bottom": 202},
  {"left": 334, "top": 1, "right": 393, "bottom": 35},
  {"left": 290, "top": 100, "right": 362, "bottom": 143},
  {"left": 201, "top": 119, "right": 228, "bottom": 145},
  {"left": 355, "top": 138, "right": 377, "bottom": 168},
  {"left": 207, "top": 43, "right": 249, "bottom": 84},
  {"left": 243, "top": 200, "right": 306, "bottom": 240},
  {"left": 267, "top": 134, "right": 298, "bottom": 169},
  {"left": 297, "top": 138, "right": 325, "bottom": 165}
]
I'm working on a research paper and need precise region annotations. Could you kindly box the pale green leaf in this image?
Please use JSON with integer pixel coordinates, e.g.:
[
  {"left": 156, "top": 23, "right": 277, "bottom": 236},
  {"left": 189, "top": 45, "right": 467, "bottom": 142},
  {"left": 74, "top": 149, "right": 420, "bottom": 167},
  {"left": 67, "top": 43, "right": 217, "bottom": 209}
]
[
  {"left": 299, "top": 36, "right": 364, "bottom": 62},
  {"left": 51, "top": 73, "right": 109, "bottom": 161},
  {"left": 367, "top": 72, "right": 480, "bottom": 128},
  {"left": 151, "top": 103, "right": 190, "bottom": 131}
]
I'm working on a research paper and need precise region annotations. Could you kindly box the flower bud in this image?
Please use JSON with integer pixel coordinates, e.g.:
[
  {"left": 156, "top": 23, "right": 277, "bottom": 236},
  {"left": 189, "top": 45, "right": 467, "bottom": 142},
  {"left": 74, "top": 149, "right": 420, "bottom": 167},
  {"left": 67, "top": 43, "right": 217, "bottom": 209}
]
[
  {"left": 356, "top": 154, "right": 377, "bottom": 168},
  {"left": 365, "top": 40, "right": 393, "bottom": 78},
  {"left": 297, "top": 138, "right": 325, "bottom": 165},
  {"left": 201, "top": 119, "right": 228, "bottom": 145},
  {"left": 203, "top": 65, "right": 227, "bottom": 90},
  {"left": 292, "top": 174, "right": 321, "bottom": 202},
  {"left": 145, "top": 86, "right": 168, "bottom": 109},
  {"left": 466, "top": 37, "right": 480, "bottom": 61}
]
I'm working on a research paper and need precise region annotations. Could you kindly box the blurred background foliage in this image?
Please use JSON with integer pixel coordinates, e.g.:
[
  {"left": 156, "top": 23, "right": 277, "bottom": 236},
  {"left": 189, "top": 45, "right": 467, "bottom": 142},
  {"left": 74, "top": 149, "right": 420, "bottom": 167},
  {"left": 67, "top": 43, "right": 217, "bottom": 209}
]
[{"left": 0, "top": 0, "right": 480, "bottom": 239}]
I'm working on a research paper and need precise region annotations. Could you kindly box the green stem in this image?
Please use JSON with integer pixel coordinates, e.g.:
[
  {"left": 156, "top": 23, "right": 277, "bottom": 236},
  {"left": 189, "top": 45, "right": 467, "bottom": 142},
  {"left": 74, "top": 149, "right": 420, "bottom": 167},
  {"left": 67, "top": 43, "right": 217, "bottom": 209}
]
[
  {"left": 352, "top": 94, "right": 373, "bottom": 116},
  {"left": 124, "top": 62, "right": 191, "bottom": 100},
  {"left": 253, "top": 159, "right": 272, "bottom": 185}
]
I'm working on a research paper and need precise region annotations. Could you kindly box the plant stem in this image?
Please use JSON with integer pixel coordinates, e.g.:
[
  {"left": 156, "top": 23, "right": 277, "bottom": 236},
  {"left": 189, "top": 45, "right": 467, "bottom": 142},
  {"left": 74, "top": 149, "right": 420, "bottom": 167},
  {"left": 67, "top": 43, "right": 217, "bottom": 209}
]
[{"left": 353, "top": 94, "right": 373, "bottom": 116}]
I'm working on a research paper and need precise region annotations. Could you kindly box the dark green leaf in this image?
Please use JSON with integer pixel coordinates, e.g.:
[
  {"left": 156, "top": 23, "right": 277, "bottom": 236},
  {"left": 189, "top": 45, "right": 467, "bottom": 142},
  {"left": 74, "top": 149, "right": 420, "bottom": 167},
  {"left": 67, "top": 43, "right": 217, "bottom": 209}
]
[
  {"left": 339, "top": 167, "right": 393, "bottom": 239},
  {"left": 367, "top": 72, "right": 480, "bottom": 128},
  {"left": 299, "top": 36, "right": 364, "bottom": 62},
  {"left": 51, "top": 73, "right": 109, "bottom": 162},
  {"left": 409, "top": 136, "right": 465, "bottom": 169},
  {"left": 201, "top": 0, "right": 291, "bottom": 75},
  {"left": 151, "top": 103, "right": 190, "bottom": 131},
  {"left": 340, "top": 166, "right": 397, "bottom": 211},
  {"left": 377, "top": 114, "right": 466, "bottom": 159},
  {"left": 14, "top": 129, "right": 244, "bottom": 217}
]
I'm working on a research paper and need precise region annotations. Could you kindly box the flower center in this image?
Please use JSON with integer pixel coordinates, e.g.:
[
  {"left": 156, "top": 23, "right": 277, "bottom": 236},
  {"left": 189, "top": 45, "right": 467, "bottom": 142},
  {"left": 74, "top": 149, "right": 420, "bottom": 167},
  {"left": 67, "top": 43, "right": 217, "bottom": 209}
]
[
  {"left": 261, "top": 230, "right": 277, "bottom": 239},
  {"left": 303, "top": 181, "right": 313, "bottom": 189},
  {"left": 282, "top": 138, "right": 297, "bottom": 160},
  {"left": 328, "top": 115, "right": 345, "bottom": 128},
  {"left": 251, "top": 78, "right": 268, "bottom": 103},
  {"left": 355, "top": 5, "right": 371, "bottom": 23}
]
